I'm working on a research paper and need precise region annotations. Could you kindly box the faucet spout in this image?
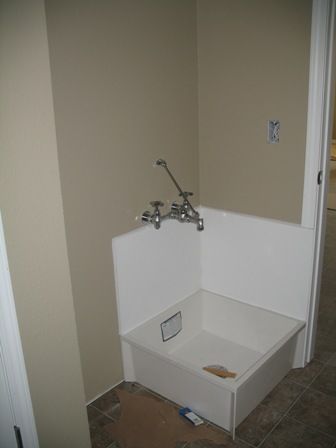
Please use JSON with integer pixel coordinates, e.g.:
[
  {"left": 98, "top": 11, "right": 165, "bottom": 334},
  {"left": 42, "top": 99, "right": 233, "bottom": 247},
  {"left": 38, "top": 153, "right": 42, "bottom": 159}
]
[
  {"left": 153, "top": 214, "right": 161, "bottom": 230},
  {"left": 183, "top": 212, "right": 204, "bottom": 231},
  {"left": 197, "top": 218, "right": 204, "bottom": 231}
]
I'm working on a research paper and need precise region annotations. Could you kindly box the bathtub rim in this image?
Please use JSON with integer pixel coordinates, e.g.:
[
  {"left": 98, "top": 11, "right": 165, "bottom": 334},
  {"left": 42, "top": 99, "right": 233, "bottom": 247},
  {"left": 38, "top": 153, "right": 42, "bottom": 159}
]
[
  {"left": 121, "top": 289, "right": 305, "bottom": 393},
  {"left": 120, "top": 288, "right": 305, "bottom": 336}
]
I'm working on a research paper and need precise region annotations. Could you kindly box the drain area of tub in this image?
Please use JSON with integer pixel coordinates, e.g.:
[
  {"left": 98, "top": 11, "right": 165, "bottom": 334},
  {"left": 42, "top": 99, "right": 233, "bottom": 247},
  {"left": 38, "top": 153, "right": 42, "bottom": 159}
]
[{"left": 169, "top": 330, "right": 263, "bottom": 381}]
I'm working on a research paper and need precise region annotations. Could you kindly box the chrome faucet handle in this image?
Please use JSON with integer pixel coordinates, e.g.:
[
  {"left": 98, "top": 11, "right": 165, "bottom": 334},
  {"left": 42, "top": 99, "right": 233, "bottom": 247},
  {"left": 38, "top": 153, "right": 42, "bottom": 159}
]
[
  {"left": 178, "top": 191, "right": 193, "bottom": 198},
  {"left": 170, "top": 201, "right": 181, "bottom": 219},
  {"left": 171, "top": 201, "right": 181, "bottom": 212},
  {"left": 178, "top": 192, "right": 195, "bottom": 215},
  {"left": 141, "top": 210, "right": 152, "bottom": 224},
  {"left": 149, "top": 201, "right": 163, "bottom": 230},
  {"left": 150, "top": 200, "right": 164, "bottom": 209}
]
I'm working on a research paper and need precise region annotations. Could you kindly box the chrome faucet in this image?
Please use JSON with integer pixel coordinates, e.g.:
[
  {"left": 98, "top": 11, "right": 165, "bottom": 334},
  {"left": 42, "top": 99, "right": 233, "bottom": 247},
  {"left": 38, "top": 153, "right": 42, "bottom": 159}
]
[
  {"left": 142, "top": 201, "right": 164, "bottom": 230},
  {"left": 141, "top": 159, "right": 204, "bottom": 232}
]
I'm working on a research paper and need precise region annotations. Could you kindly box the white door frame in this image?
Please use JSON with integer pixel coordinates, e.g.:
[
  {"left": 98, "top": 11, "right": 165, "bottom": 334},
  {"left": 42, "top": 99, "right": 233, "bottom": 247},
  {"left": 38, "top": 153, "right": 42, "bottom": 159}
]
[
  {"left": 0, "top": 211, "right": 39, "bottom": 448},
  {"left": 303, "top": 0, "right": 336, "bottom": 361}
]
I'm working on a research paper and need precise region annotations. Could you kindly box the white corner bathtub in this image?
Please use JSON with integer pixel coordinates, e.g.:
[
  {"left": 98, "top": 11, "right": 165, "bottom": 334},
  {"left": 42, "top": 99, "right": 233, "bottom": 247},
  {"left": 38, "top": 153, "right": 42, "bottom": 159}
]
[{"left": 121, "top": 289, "right": 305, "bottom": 437}]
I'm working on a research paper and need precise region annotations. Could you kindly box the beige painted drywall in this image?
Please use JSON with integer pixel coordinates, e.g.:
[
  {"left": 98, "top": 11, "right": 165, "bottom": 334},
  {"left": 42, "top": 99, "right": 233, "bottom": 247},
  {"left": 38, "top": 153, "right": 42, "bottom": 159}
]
[
  {"left": 0, "top": 0, "right": 91, "bottom": 446},
  {"left": 198, "top": 0, "right": 311, "bottom": 223},
  {"left": 333, "top": 91, "right": 336, "bottom": 140},
  {"left": 45, "top": 0, "right": 199, "bottom": 400},
  {"left": 38, "top": 0, "right": 312, "bottom": 406}
]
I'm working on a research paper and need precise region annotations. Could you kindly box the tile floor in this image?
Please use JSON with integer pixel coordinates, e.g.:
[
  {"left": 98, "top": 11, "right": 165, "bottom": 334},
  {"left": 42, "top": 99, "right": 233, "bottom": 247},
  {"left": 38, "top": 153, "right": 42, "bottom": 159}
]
[{"left": 87, "top": 211, "right": 336, "bottom": 448}]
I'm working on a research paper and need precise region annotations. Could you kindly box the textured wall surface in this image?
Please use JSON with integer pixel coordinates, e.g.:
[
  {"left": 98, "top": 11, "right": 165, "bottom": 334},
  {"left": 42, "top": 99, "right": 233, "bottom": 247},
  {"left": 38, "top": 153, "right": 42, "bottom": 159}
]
[
  {"left": 198, "top": 0, "right": 311, "bottom": 223},
  {"left": 0, "top": 0, "right": 91, "bottom": 445},
  {"left": 45, "top": 0, "right": 199, "bottom": 400}
]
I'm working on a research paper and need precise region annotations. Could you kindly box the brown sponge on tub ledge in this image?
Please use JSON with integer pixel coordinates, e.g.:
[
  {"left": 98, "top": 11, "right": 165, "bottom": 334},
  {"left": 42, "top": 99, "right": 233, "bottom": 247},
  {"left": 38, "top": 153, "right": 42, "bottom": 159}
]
[{"left": 203, "top": 365, "right": 237, "bottom": 379}]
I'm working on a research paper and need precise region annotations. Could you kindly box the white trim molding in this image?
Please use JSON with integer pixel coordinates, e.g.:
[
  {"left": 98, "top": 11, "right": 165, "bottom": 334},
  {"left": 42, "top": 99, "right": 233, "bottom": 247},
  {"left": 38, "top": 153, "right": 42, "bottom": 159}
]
[
  {"left": 302, "top": 0, "right": 334, "bottom": 228},
  {"left": 303, "top": 0, "right": 336, "bottom": 360},
  {"left": 0, "top": 211, "right": 39, "bottom": 448}
]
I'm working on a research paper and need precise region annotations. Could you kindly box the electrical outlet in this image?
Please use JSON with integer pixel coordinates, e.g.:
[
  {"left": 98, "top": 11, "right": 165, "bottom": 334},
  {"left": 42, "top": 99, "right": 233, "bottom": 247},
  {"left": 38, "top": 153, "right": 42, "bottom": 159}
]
[{"left": 268, "top": 120, "right": 280, "bottom": 144}]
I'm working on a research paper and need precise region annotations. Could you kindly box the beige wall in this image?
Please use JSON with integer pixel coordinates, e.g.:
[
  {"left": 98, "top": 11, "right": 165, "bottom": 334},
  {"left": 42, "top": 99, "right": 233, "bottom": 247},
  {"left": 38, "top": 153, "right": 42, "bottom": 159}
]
[
  {"left": 10, "top": 0, "right": 312, "bottom": 413},
  {"left": 0, "top": 0, "right": 90, "bottom": 446},
  {"left": 333, "top": 91, "right": 336, "bottom": 140},
  {"left": 198, "top": 0, "right": 311, "bottom": 223},
  {"left": 45, "top": 0, "right": 199, "bottom": 400},
  {"left": 44, "top": 0, "right": 312, "bottom": 403}
]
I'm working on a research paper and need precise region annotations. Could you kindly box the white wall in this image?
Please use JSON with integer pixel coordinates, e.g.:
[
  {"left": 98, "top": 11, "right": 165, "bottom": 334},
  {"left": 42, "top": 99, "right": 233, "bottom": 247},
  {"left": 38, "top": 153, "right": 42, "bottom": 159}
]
[
  {"left": 200, "top": 207, "right": 315, "bottom": 320},
  {"left": 112, "top": 219, "right": 201, "bottom": 334}
]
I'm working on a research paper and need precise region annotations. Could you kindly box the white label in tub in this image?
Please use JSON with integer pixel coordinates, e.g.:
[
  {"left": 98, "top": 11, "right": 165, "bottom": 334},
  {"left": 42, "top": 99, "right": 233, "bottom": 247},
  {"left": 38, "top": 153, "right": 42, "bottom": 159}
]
[{"left": 161, "top": 311, "right": 182, "bottom": 342}]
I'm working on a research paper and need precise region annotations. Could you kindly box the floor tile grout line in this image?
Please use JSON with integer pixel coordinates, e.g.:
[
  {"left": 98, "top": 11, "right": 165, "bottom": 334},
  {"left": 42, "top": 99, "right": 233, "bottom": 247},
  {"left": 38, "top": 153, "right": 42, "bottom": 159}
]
[
  {"left": 236, "top": 438, "right": 255, "bottom": 448},
  {"left": 280, "top": 380, "right": 314, "bottom": 417},
  {"left": 307, "top": 382, "right": 336, "bottom": 400},
  {"left": 257, "top": 371, "right": 336, "bottom": 448},
  {"left": 307, "top": 358, "right": 336, "bottom": 395},
  {"left": 285, "top": 356, "right": 336, "bottom": 399},
  {"left": 285, "top": 360, "right": 328, "bottom": 389},
  {"left": 88, "top": 383, "right": 149, "bottom": 424},
  {"left": 314, "top": 353, "right": 335, "bottom": 365},
  {"left": 326, "top": 352, "right": 336, "bottom": 366},
  {"left": 255, "top": 359, "right": 333, "bottom": 447},
  {"left": 254, "top": 411, "right": 287, "bottom": 448},
  {"left": 89, "top": 403, "right": 117, "bottom": 422},
  {"left": 255, "top": 379, "right": 313, "bottom": 448},
  {"left": 288, "top": 415, "right": 336, "bottom": 441}
]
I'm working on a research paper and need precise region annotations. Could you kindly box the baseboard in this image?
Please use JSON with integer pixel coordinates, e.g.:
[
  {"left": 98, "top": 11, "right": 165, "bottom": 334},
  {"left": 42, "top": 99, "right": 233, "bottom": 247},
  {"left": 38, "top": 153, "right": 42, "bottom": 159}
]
[{"left": 86, "top": 379, "right": 124, "bottom": 406}]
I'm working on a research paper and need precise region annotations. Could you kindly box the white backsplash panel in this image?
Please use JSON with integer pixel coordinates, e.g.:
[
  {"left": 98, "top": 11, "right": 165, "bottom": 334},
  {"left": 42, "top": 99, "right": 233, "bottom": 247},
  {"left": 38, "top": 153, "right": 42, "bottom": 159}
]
[
  {"left": 113, "top": 206, "right": 315, "bottom": 338},
  {"left": 200, "top": 207, "right": 315, "bottom": 321},
  {"left": 112, "top": 219, "right": 201, "bottom": 334}
]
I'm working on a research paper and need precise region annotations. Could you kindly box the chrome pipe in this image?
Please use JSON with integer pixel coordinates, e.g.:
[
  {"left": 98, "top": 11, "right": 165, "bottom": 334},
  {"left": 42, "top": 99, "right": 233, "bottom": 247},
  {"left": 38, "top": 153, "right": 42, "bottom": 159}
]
[{"left": 155, "top": 159, "right": 199, "bottom": 217}]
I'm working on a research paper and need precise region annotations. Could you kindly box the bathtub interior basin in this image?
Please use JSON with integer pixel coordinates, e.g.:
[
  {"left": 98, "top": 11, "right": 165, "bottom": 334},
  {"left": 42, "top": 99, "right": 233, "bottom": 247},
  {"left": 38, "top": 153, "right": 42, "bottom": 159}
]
[{"left": 121, "top": 289, "right": 305, "bottom": 436}]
